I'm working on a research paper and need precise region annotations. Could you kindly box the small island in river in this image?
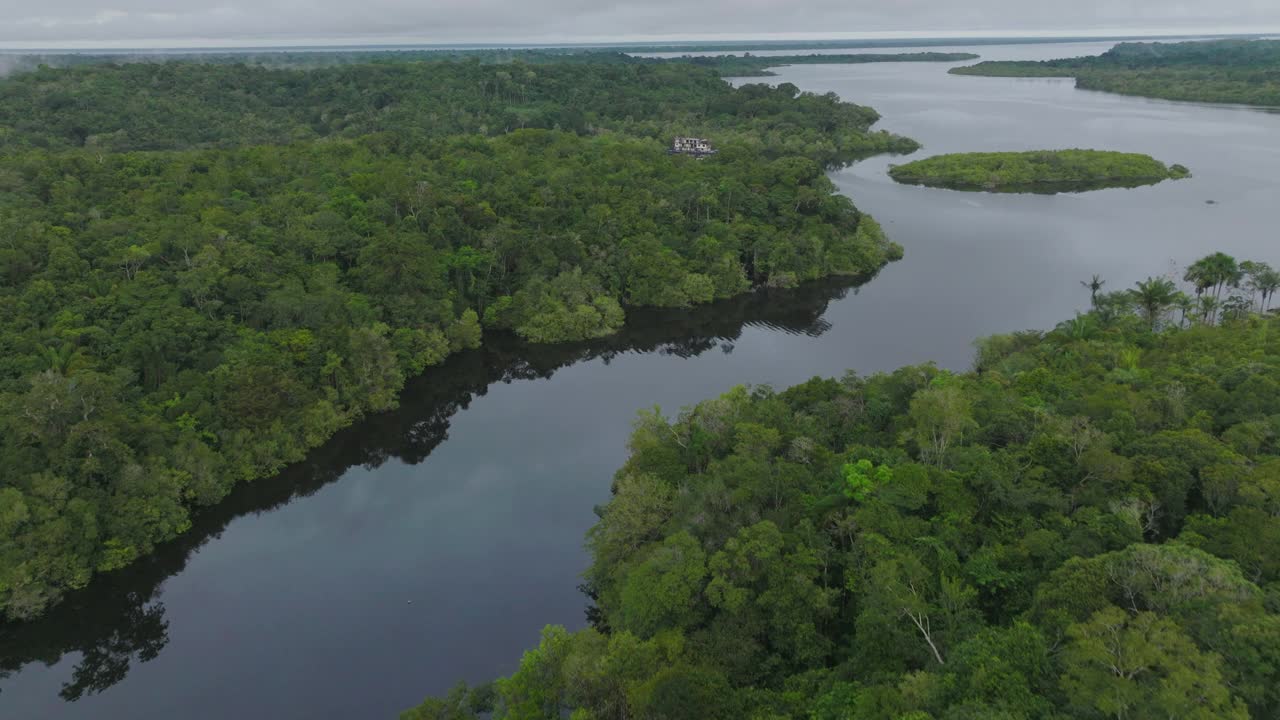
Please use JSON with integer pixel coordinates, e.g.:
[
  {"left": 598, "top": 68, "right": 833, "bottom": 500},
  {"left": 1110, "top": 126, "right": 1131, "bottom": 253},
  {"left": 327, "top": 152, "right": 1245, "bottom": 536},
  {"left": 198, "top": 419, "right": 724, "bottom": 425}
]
[{"left": 888, "top": 149, "right": 1190, "bottom": 193}]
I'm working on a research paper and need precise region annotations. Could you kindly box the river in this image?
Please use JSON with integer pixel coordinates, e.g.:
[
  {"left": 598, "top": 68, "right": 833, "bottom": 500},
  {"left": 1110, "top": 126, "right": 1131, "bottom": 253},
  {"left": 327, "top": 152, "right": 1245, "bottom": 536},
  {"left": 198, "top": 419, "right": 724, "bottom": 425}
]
[{"left": 3, "top": 40, "right": 1278, "bottom": 719}]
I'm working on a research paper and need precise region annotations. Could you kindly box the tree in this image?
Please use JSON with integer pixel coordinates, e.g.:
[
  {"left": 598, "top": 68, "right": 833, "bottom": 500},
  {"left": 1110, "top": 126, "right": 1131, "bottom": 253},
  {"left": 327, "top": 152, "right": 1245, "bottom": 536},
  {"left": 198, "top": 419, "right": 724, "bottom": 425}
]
[
  {"left": 1243, "top": 261, "right": 1280, "bottom": 312},
  {"left": 630, "top": 664, "right": 736, "bottom": 720},
  {"left": 617, "top": 532, "right": 707, "bottom": 637},
  {"left": 843, "top": 458, "right": 894, "bottom": 501},
  {"left": 1081, "top": 274, "right": 1106, "bottom": 306},
  {"left": 1173, "top": 291, "right": 1196, "bottom": 328},
  {"left": 907, "top": 378, "right": 976, "bottom": 467},
  {"left": 1183, "top": 252, "right": 1242, "bottom": 304},
  {"left": 1191, "top": 294, "right": 1217, "bottom": 325},
  {"left": 861, "top": 555, "right": 979, "bottom": 668},
  {"left": 1130, "top": 276, "right": 1178, "bottom": 330},
  {"left": 400, "top": 683, "right": 487, "bottom": 720},
  {"left": 494, "top": 626, "right": 575, "bottom": 720},
  {"left": 1061, "top": 607, "right": 1247, "bottom": 720}
]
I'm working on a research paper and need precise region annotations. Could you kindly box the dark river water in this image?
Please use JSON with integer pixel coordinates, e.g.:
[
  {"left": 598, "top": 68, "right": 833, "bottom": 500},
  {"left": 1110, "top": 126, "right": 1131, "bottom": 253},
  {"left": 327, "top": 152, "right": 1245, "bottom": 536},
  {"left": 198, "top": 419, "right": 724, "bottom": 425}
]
[{"left": 4, "top": 40, "right": 1279, "bottom": 719}]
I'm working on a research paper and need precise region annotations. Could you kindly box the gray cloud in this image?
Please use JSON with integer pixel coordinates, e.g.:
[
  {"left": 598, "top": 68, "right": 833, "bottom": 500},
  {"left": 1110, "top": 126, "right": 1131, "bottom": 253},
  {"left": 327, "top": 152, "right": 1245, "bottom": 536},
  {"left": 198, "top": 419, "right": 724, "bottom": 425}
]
[{"left": 1, "top": 0, "right": 1277, "bottom": 47}]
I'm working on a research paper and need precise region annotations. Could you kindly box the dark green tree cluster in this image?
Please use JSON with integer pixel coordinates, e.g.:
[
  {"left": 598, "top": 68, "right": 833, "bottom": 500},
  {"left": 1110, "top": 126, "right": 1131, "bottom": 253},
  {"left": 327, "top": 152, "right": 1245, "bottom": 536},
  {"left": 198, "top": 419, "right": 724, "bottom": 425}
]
[
  {"left": 0, "top": 54, "right": 914, "bottom": 622},
  {"left": 887, "top": 150, "right": 1189, "bottom": 193},
  {"left": 951, "top": 39, "right": 1280, "bottom": 107},
  {"left": 0, "top": 48, "right": 654, "bottom": 73},
  {"left": 0, "top": 60, "right": 920, "bottom": 163},
  {"left": 406, "top": 260, "right": 1280, "bottom": 720}
]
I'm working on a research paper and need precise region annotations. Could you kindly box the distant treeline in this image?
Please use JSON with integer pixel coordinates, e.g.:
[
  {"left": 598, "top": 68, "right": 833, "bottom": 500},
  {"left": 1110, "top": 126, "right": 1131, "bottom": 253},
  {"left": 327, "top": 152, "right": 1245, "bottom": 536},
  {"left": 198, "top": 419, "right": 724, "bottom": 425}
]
[
  {"left": 0, "top": 47, "right": 973, "bottom": 78},
  {"left": 8, "top": 33, "right": 1254, "bottom": 73},
  {"left": 624, "top": 35, "right": 1238, "bottom": 54},
  {"left": 951, "top": 39, "right": 1280, "bottom": 107},
  {"left": 669, "top": 52, "right": 979, "bottom": 77},
  {"left": 0, "top": 61, "right": 919, "bottom": 159}
]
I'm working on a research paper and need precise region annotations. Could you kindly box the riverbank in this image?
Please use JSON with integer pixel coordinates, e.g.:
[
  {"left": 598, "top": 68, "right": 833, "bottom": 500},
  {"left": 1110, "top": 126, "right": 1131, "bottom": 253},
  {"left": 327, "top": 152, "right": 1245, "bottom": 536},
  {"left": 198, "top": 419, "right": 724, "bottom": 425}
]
[
  {"left": 950, "top": 38, "right": 1280, "bottom": 107},
  {"left": 0, "top": 56, "right": 921, "bottom": 625},
  {"left": 407, "top": 296, "right": 1280, "bottom": 718},
  {"left": 7, "top": 40, "right": 1280, "bottom": 720}
]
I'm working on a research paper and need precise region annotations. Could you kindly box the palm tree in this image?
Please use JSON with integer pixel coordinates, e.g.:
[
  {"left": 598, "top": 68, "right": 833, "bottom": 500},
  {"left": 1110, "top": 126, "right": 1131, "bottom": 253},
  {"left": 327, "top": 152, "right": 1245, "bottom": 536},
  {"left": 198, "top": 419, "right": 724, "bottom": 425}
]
[
  {"left": 1080, "top": 274, "right": 1106, "bottom": 306},
  {"left": 1092, "top": 291, "right": 1134, "bottom": 328},
  {"left": 1259, "top": 269, "right": 1280, "bottom": 313},
  {"left": 1242, "top": 261, "right": 1266, "bottom": 310},
  {"left": 1173, "top": 292, "right": 1196, "bottom": 329},
  {"left": 1053, "top": 313, "right": 1098, "bottom": 343},
  {"left": 1183, "top": 252, "right": 1242, "bottom": 303},
  {"left": 1221, "top": 294, "right": 1253, "bottom": 323},
  {"left": 40, "top": 343, "right": 86, "bottom": 376},
  {"left": 1131, "top": 277, "right": 1179, "bottom": 331},
  {"left": 1243, "top": 261, "right": 1280, "bottom": 313},
  {"left": 1198, "top": 295, "right": 1220, "bottom": 326}
]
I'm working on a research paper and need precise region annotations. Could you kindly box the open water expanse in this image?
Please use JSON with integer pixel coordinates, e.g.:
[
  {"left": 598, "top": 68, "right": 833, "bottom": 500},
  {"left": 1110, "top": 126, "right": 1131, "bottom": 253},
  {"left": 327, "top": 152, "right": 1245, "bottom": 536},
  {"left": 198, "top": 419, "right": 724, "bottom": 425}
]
[{"left": 3, "top": 39, "right": 1278, "bottom": 719}]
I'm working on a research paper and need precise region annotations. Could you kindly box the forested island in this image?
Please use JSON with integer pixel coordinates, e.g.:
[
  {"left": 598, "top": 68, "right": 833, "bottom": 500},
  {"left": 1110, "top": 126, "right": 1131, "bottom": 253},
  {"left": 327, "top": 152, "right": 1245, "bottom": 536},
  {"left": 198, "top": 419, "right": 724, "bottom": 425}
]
[
  {"left": 668, "top": 52, "right": 979, "bottom": 77},
  {"left": 950, "top": 39, "right": 1280, "bottom": 107},
  {"left": 887, "top": 150, "right": 1190, "bottom": 193},
  {"left": 0, "top": 59, "right": 922, "bottom": 621},
  {"left": 407, "top": 254, "right": 1280, "bottom": 720}
]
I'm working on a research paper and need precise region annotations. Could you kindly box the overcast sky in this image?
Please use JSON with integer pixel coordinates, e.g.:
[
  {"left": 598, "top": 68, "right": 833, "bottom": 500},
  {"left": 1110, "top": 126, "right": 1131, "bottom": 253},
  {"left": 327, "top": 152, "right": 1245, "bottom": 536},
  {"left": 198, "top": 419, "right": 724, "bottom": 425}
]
[{"left": 2, "top": 0, "right": 1278, "bottom": 49}]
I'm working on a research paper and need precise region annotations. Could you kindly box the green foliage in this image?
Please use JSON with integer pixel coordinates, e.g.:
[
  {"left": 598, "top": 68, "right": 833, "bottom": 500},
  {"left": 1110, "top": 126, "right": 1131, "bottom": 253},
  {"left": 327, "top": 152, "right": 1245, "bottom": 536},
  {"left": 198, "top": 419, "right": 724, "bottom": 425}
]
[
  {"left": 1061, "top": 607, "right": 1248, "bottom": 720},
  {"left": 888, "top": 150, "right": 1187, "bottom": 193},
  {"left": 0, "top": 58, "right": 913, "bottom": 622},
  {"left": 1131, "top": 277, "right": 1179, "bottom": 330},
  {"left": 952, "top": 39, "right": 1280, "bottom": 107},
  {"left": 842, "top": 459, "right": 893, "bottom": 501},
  {"left": 408, "top": 291, "right": 1280, "bottom": 719},
  {"left": 0, "top": 46, "right": 975, "bottom": 81},
  {"left": 0, "top": 60, "right": 916, "bottom": 167}
]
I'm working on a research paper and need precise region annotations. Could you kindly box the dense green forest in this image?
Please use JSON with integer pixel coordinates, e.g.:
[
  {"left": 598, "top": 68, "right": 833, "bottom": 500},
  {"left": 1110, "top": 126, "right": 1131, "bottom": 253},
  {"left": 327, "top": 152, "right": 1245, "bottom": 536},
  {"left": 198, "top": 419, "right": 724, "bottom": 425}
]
[
  {"left": 0, "top": 47, "right": 973, "bottom": 78},
  {"left": 0, "top": 277, "right": 865, "bottom": 701},
  {"left": 951, "top": 39, "right": 1280, "bottom": 107},
  {"left": 887, "top": 150, "right": 1189, "bottom": 193},
  {"left": 0, "top": 61, "right": 920, "bottom": 157},
  {"left": 406, "top": 253, "right": 1280, "bottom": 719},
  {"left": 0, "top": 59, "right": 919, "bottom": 622}
]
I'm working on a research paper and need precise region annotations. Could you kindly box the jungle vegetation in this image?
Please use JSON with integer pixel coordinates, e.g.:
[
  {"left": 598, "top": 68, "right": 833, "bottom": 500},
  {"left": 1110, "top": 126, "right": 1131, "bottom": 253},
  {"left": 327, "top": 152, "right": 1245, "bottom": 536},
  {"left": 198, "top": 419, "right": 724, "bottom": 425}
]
[
  {"left": 405, "top": 253, "right": 1280, "bottom": 720},
  {"left": 950, "top": 39, "right": 1280, "bottom": 107},
  {"left": 0, "top": 61, "right": 922, "bottom": 158},
  {"left": 887, "top": 150, "right": 1189, "bottom": 193},
  {"left": 0, "top": 47, "right": 973, "bottom": 77},
  {"left": 0, "top": 276, "right": 865, "bottom": 701},
  {"left": 0, "top": 60, "right": 915, "bottom": 621}
]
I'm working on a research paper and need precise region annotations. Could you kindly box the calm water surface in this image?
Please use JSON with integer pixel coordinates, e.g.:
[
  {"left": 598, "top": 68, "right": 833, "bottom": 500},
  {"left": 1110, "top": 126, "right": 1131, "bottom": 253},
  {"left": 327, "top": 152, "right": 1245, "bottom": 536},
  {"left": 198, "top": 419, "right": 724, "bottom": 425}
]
[{"left": 3, "top": 40, "right": 1279, "bottom": 719}]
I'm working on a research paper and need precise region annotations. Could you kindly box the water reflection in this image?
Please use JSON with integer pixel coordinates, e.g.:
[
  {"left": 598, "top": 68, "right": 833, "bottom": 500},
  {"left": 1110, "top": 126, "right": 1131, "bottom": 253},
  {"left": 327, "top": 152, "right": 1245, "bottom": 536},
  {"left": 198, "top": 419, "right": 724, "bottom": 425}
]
[{"left": 0, "top": 275, "right": 862, "bottom": 702}]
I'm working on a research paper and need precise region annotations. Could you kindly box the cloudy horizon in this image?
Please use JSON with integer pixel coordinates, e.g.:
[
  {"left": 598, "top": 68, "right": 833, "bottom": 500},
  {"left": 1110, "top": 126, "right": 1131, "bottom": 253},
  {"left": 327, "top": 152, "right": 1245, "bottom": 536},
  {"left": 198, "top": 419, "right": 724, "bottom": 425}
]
[{"left": 2, "top": 0, "right": 1279, "bottom": 49}]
